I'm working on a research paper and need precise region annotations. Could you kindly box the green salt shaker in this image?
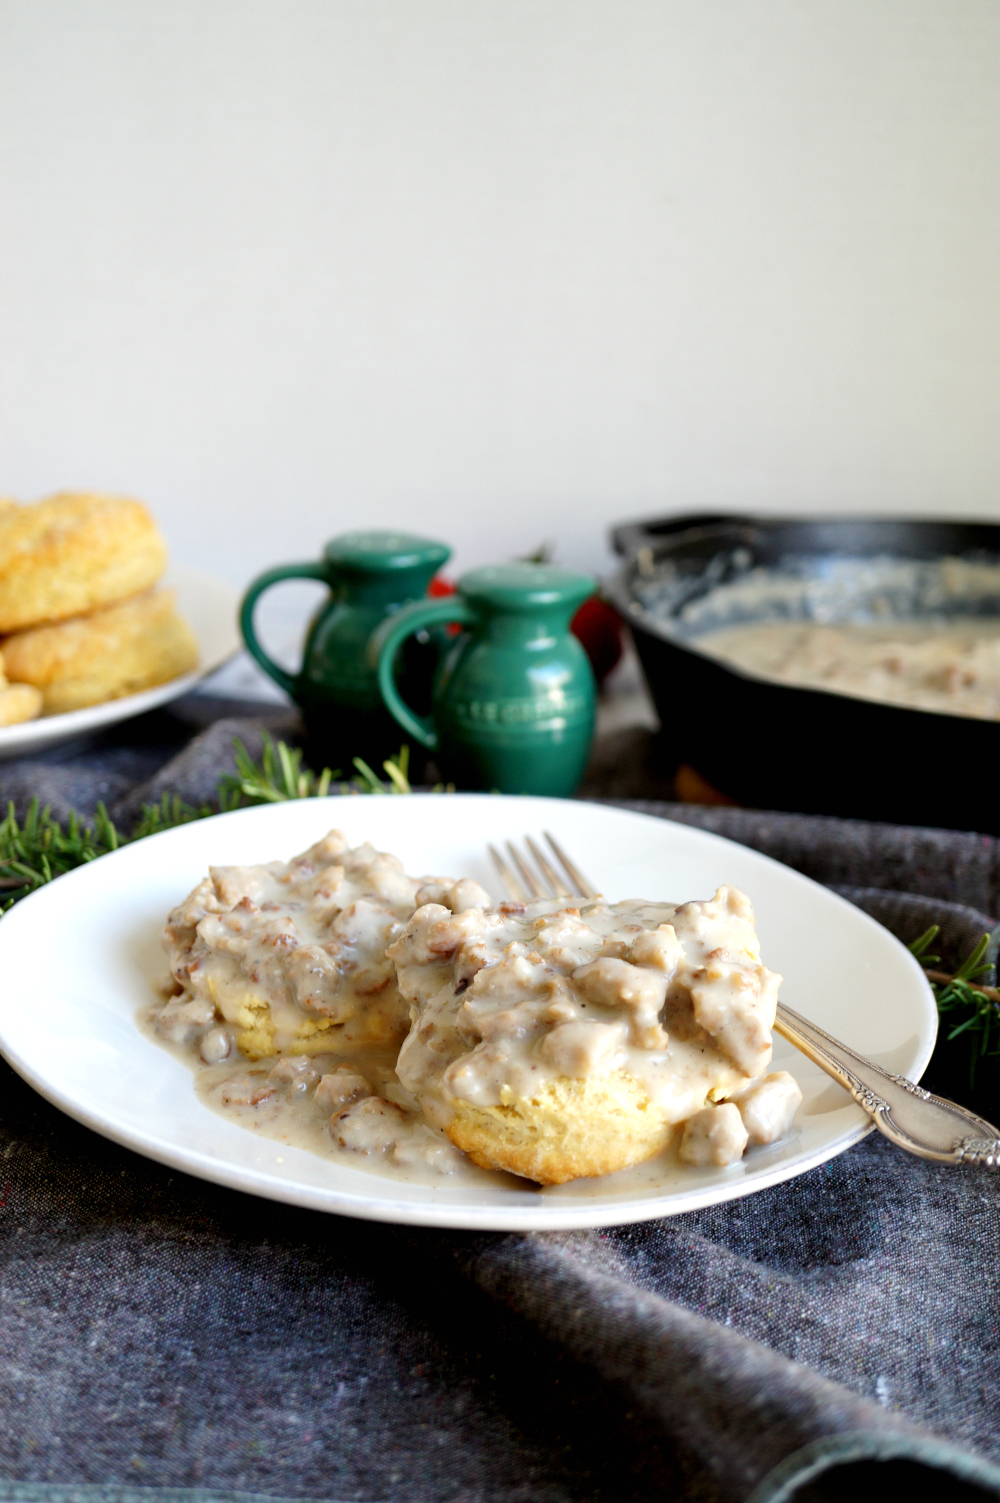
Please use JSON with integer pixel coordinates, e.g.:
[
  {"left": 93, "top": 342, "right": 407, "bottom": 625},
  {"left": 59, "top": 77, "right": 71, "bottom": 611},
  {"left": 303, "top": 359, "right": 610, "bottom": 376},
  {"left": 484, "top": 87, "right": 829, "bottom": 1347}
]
[
  {"left": 240, "top": 530, "right": 451, "bottom": 770},
  {"left": 371, "top": 563, "right": 597, "bottom": 796}
]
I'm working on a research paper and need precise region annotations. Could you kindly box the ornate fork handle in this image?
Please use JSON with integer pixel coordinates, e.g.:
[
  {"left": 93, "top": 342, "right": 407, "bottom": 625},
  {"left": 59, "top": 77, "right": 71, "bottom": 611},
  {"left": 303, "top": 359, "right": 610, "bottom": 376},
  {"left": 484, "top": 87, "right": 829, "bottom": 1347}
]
[{"left": 775, "top": 1001, "right": 1000, "bottom": 1165}]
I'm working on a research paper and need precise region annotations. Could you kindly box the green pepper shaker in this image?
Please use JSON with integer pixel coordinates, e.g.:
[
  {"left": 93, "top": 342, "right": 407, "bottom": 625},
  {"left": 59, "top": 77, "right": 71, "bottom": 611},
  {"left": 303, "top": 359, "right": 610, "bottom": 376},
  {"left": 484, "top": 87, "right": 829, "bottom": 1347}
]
[
  {"left": 371, "top": 563, "right": 597, "bottom": 796},
  {"left": 240, "top": 530, "right": 451, "bottom": 771}
]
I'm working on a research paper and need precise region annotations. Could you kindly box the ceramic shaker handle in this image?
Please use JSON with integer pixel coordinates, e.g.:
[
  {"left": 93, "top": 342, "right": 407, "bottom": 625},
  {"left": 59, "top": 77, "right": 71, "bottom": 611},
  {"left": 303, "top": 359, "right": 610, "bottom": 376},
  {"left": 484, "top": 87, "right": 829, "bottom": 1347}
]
[
  {"left": 239, "top": 562, "right": 329, "bottom": 697},
  {"left": 370, "top": 596, "right": 477, "bottom": 750}
]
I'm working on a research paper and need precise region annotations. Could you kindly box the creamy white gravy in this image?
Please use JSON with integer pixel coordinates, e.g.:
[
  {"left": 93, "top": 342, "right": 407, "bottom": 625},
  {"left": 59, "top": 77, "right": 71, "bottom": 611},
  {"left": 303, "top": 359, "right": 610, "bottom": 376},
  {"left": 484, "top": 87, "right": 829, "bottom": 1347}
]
[
  {"left": 158, "top": 829, "right": 491, "bottom": 1061},
  {"left": 146, "top": 829, "right": 802, "bottom": 1187},
  {"left": 392, "top": 888, "right": 779, "bottom": 1125},
  {"left": 696, "top": 618, "right": 1000, "bottom": 720},
  {"left": 141, "top": 1029, "right": 496, "bottom": 1186}
]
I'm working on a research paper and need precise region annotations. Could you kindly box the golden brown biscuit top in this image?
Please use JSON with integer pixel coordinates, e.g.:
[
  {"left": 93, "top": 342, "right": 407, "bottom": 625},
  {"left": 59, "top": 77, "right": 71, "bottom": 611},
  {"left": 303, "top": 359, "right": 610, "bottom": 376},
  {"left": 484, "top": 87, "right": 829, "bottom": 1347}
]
[
  {"left": 0, "top": 492, "right": 153, "bottom": 555},
  {"left": 0, "top": 491, "right": 169, "bottom": 632}
]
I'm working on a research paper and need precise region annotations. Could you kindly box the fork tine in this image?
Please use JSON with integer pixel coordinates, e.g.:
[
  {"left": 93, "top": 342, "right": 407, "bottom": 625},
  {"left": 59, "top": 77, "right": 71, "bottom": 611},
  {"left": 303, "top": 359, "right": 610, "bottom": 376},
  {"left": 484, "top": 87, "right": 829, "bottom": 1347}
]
[
  {"left": 525, "top": 835, "right": 573, "bottom": 898},
  {"left": 489, "top": 843, "right": 527, "bottom": 901},
  {"left": 506, "top": 841, "right": 548, "bottom": 899},
  {"left": 544, "top": 832, "right": 599, "bottom": 899}
]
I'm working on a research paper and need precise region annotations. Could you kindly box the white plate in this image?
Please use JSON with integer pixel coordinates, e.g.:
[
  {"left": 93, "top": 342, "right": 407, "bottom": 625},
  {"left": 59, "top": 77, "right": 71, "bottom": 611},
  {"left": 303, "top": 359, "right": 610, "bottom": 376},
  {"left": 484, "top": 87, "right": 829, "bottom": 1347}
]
[
  {"left": 0, "top": 795, "right": 937, "bottom": 1230},
  {"left": 0, "top": 565, "right": 241, "bottom": 760}
]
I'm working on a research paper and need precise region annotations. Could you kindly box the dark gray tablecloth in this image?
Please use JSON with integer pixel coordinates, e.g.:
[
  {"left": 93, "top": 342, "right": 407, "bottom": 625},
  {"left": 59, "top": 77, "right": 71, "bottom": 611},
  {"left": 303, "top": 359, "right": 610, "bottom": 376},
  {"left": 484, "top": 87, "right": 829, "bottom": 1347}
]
[{"left": 2, "top": 699, "right": 1000, "bottom": 1503}]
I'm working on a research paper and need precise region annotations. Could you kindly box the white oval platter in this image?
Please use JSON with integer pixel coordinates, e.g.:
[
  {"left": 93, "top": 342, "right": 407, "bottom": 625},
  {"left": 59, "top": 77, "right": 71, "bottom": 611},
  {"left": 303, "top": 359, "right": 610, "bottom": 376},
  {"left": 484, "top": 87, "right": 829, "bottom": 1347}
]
[{"left": 0, "top": 794, "right": 937, "bottom": 1230}]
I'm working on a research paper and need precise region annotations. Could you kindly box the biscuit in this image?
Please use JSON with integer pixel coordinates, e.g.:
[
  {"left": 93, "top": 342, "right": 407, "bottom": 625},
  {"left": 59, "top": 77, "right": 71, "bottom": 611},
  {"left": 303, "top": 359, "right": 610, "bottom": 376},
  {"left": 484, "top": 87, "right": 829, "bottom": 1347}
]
[
  {"left": 0, "top": 682, "right": 43, "bottom": 726},
  {"left": 1, "top": 588, "right": 198, "bottom": 714},
  {"left": 447, "top": 1074, "right": 673, "bottom": 1184},
  {"left": 392, "top": 888, "right": 782, "bottom": 1184},
  {"left": 0, "top": 492, "right": 167, "bottom": 631},
  {"left": 155, "top": 832, "right": 486, "bottom": 1063}
]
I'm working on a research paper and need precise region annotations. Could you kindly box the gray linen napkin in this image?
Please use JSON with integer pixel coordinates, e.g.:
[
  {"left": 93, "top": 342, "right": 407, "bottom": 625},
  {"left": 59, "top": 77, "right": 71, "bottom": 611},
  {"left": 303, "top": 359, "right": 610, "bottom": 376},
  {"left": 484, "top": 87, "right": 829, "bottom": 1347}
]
[{"left": 2, "top": 703, "right": 1000, "bottom": 1502}]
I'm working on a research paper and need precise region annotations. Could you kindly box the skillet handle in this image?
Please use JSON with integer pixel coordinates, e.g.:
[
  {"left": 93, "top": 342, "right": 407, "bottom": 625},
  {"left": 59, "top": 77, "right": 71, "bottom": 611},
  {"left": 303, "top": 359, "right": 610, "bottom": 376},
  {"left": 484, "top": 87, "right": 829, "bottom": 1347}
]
[{"left": 609, "top": 513, "right": 750, "bottom": 558}]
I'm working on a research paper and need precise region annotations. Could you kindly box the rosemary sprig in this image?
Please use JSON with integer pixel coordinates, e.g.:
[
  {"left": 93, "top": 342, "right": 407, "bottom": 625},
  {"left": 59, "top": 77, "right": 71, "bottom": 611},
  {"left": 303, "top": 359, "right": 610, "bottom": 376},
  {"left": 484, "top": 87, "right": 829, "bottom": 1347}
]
[
  {"left": 0, "top": 800, "right": 121, "bottom": 906},
  {"left": 0, "top": 733, "right": 413, "bottom": 914},
  {"left": 217, "top": 734, "right": 413, "bottom": 804},
  {"left": 353, "top": 744, "right": 411, "bottom": 795},
  {"left": 130, "top": 792, "right": 224, "bottom": 840},
  {"left": 909, "top": 924, "right": 1000, "bottom": 1087},
  {"left": 217, "top": 734, "right": 336, "bottom": 804}
]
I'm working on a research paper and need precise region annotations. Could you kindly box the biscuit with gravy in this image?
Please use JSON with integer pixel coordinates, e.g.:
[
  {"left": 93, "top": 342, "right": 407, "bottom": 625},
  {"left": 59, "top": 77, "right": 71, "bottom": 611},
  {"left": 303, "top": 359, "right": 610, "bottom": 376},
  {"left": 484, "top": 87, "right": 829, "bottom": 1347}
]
[
  {"left": 389, "top": 888, "right": 783, "bottom": 1184},
  {"left": 156, "top": 832, "right": 491, "bottom": 1062}
]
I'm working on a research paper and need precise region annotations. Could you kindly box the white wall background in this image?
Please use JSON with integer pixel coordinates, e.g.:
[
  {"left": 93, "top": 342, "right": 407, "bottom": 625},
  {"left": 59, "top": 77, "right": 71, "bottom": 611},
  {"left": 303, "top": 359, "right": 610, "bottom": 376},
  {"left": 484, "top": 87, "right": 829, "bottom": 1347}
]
[{"left": 1, "top": 0, "right": 999, "bottom": 593}]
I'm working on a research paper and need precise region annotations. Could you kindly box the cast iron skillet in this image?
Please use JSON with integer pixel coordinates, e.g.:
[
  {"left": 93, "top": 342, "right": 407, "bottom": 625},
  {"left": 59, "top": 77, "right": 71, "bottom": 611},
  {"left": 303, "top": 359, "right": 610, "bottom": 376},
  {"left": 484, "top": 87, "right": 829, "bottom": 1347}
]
[{"left": 607, "top": 513, "right": 1000, "bottom": 832}]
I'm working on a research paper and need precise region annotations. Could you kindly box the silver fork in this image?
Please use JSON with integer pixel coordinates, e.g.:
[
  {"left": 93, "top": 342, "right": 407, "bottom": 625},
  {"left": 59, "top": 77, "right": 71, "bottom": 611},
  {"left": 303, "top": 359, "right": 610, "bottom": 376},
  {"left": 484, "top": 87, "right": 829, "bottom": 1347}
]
[{"left": 488, "top": 834, "right": 1000, "bottom": 1167}]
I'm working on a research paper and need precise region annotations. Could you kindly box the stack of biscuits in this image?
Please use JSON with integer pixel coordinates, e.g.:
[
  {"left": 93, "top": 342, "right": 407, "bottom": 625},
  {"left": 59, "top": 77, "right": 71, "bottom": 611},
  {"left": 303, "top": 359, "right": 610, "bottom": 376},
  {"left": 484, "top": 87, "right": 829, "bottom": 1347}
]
[{"left": 0, "top": 493, "right": 199, "bottom": 727}]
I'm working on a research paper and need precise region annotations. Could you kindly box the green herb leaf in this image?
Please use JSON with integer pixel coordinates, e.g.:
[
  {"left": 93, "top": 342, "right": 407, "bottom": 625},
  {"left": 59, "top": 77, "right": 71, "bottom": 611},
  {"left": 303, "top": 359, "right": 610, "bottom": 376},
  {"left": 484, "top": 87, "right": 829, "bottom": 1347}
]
[
  {"left": 910, "top": 926, "right": 1000, "bottom": 1087},
  {"left": 0, "top": 734, "right": 414, "bottom": 914}
]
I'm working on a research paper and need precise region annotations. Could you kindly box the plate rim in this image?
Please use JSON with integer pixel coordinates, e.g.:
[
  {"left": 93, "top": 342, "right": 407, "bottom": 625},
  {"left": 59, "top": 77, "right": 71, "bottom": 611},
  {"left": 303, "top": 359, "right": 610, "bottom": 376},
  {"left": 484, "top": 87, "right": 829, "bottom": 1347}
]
[{"left": 0, "top": 793, "right": 937, "bottom": 1230}]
